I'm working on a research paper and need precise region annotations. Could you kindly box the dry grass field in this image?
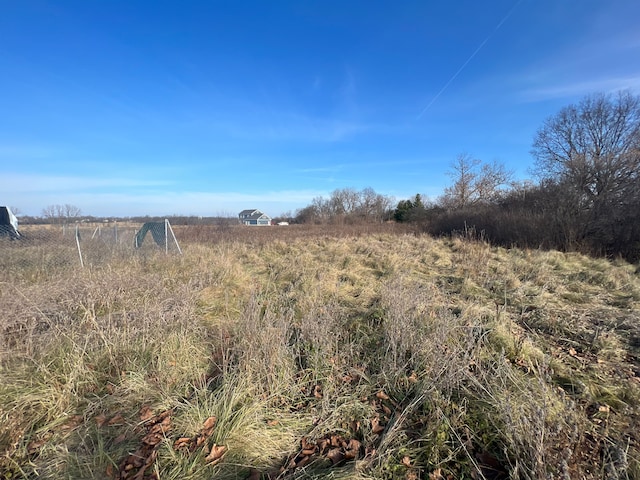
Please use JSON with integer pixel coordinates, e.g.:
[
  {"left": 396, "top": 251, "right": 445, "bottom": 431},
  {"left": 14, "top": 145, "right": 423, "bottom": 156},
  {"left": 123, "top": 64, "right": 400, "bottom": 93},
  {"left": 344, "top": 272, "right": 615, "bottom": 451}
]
[{"left": 1, "top": 224, "right": 639, "bottom": 479}]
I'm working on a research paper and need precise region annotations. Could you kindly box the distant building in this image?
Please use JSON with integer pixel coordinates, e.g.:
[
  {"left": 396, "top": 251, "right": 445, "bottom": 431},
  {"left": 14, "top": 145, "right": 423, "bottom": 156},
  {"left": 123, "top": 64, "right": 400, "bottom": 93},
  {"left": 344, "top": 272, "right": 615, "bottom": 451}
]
[{"left": 238, "top": 209, "right": 272, "bottom": 226}]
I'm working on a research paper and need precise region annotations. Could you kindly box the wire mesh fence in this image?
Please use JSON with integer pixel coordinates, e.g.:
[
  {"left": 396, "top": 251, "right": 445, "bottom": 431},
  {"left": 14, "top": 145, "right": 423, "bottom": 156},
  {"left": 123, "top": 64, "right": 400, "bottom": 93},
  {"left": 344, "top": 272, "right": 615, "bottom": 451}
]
[{"left": 0, "top": 220, "right": 181, "bottom": 281}]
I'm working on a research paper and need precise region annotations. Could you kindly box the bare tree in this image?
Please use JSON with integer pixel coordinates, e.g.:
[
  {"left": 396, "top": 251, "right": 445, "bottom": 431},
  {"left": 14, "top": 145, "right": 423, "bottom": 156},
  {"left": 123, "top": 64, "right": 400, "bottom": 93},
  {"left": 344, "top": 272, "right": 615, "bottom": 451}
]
[
  {"left": 63, "top": 204, "right": 82, "bottom": 219},
  {"left": 41, "top": 204, "right": 82, "bottom": 224},
  {"left": 295, "top": 188, "right": 394, "bottom": 224},
  {"left": 441, "top": 154, "right": 512, "bottom": 209},
  {"left": 532, "top": 91, "right": 640, "bottom": 206},
  {"left": 329, "top": 188, "right": 360, "bottom": 223},
  {"left": 42, "top": 205, "right": 57, "bottom": 222},
  {"left": 531, "top": 91, "right": 640, "bottom": 255},
  {"left": 358, "top": 187, "right": 395, "bottom": 222},
  {"left": 443, "top": 153, "right": 479, "bottom": 209}
]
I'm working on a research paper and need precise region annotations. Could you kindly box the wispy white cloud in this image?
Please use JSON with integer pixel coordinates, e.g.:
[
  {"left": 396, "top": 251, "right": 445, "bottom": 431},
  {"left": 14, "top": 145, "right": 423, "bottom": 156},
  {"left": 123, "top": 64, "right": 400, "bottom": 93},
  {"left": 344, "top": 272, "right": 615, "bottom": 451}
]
[
  {"left": 520, "top": 75, "right": 640, "bottom": 102},
  {"left": 4, "top": 170, "right": 325, "bottom": 216},
  {"left": 64, "top": 189, "right": 324, "bottom": 217},
  {"left": 3, "top": 173, "right": 171, "bottom": 193},
  {"left": 513, "top": 18, "right": 640, "bottom": 103}
]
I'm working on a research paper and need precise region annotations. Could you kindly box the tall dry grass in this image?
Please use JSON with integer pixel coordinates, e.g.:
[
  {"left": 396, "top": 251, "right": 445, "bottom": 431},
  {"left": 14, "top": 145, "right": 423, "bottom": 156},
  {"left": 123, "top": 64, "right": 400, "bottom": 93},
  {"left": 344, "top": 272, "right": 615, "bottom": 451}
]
[{"left": 1, "top": 227, "right": 639, "bottom": 478}]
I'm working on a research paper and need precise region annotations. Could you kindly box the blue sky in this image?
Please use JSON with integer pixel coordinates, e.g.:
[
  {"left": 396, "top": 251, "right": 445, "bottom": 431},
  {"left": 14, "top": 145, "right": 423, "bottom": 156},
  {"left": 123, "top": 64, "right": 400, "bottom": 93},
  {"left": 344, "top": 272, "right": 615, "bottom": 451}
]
[{"left": 2, "top": 0, "right": 640, "bottom": 217}]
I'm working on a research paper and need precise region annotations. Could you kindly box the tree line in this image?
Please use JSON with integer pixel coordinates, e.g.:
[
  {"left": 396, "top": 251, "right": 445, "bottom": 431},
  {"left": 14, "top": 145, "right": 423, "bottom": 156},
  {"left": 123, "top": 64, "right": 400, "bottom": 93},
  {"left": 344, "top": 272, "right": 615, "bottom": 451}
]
[
  {"left": 293, "top": 91, "right": 640, "bottom": 262},
  {"left": 295, "top": 187, "right": 395, "bottom": 225},
  {"left": 399, "top": 91, "right": 640, "bottom": 262}
]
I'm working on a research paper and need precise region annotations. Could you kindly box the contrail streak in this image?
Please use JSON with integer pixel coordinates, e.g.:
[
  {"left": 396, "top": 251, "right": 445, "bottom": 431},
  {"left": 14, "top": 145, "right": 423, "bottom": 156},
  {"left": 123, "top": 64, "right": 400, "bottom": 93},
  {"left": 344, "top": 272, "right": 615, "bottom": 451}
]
[{"left": 417, "top": 0, "right": 524, "bottom": 120}]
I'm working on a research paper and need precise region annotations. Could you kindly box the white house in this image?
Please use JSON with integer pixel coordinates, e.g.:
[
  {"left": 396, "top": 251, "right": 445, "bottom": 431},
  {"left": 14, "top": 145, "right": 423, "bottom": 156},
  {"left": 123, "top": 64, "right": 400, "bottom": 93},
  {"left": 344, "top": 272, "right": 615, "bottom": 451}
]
[{"left": 238, "top": 209, "right": 272, "bottom": 226}]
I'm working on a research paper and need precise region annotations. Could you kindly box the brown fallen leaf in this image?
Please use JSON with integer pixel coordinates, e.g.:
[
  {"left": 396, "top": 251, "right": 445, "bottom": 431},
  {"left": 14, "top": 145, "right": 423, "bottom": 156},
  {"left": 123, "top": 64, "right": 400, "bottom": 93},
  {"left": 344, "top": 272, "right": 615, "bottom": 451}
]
[
  {"left": 429, "top": 468, "right": 444, "bottom": 480},
  {"left": 173, "top": 437, "right": 192, "bottom": 450},
  {"left": 196, "top": 435, "right": 208, "bottom": 448},
  {"left": 401, "top": 455, "right": 411, "bottom": 467},
  {"left": 108, "top": 413, "right": 125, "bottom": 426},
  {"left": 350, "top": 420, "right": 361, "bottom": 433},
  {"left": 371, "top": 416, "right": 385, "bottom": 434},
  {"left": 142, "top": 432, "right": 164, "bottom": 446},
  {"left": 287, "top": 456, "right": 298, "bottom": 469},
  {"left": 202, "top": 416, "right": 217, "bottom": 432},
  {"left": 130, "top": 449, "right": 157, "bottom": 478},
  {"left": 313, "top": 384, "right": 323, "bottom": 398},
  {"left": 301, "top": 436, "right": 317, "bottom": 454},
  {"left": 113, "top": 433, "right": 127, "bottom": 445},
  {"left": 267, "top": 419, "right": 279, "bottom": 426},
  {"left": 154, "top": 409, "right": 173, "bottom": 422},
  {"left": 205, "top": 444, "right": 227, "bottom": 465},
  {"left": 376, "top": 390, "right": 390, "bottom": 400},
  {"left": 344, "top": 439, "right": 361, "bottom": 460},
  {"left": 326, "top": 448, "right": 345, "bottom": 465},
  {"left": 145, "top": 415, "right": 172, "bottom": 436},
  {"left": 317, "top": 438, "right": 330, "bottom": 453},
  {"left": 58, "top": 415, "right": 84, "bottom": 433},
  {"left": 139, "top": 405, "right": 154, "bottom": 421},
  {"left": 95, "top": 413, "right": 108, "bottom": 428},
  {"left": 161, "top": 414, "right": 172, "bottom": 427}
]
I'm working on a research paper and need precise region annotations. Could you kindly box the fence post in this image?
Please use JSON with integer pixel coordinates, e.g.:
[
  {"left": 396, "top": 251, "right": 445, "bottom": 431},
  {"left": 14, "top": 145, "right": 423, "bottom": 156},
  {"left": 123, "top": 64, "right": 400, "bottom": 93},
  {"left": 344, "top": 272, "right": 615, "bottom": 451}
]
[
  {"left": 165, "top": 219, "right": 169, "bottom": 254},
  {"left": 75, "top": 225, "right": 84, "bottom": 268},
  {"left": 166, "top": 220, "right": 183, "bottom": 255}
]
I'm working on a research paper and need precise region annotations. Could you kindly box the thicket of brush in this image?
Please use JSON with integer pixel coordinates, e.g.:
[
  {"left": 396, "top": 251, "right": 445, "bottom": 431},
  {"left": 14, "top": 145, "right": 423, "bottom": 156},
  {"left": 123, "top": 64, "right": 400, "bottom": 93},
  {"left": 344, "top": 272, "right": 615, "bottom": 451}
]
[
  {"left": 405, "top": 92, "right": 640, "bottom": 264},
  {"left": 1, "top": 227, "right": 639, "bottom": 479}
]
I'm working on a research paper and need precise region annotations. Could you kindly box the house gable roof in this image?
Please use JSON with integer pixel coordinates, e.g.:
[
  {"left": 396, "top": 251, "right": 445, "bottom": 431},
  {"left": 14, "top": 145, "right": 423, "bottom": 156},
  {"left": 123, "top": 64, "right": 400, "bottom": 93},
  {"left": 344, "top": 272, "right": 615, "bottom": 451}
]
[
  {"left": 238, "top": 209, "right": 271, "bottom": 220},
  {"left": 239, "top": 209, "right": 260, "bottom": 217}
]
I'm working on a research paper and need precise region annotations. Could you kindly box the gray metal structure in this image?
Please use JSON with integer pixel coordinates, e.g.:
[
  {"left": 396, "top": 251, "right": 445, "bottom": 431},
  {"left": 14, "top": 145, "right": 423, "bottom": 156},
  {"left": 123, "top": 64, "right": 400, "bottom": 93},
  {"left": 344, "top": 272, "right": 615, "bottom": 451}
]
[{"left": 0, "top": 206, "right": 20, "bottom": 239}]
